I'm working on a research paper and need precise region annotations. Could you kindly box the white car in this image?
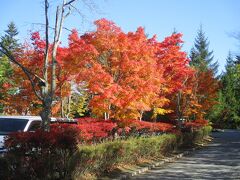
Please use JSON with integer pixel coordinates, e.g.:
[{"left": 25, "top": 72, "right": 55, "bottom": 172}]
[{"left": 0, "top": 116, "right": 77, "bottom": 153}]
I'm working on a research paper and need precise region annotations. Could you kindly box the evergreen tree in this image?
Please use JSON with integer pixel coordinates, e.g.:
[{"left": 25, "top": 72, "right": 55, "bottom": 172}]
[
  {"left": 0, "top": 22, "right": 20, "bottom": 113},
  {"left": 189, "top": 25, "right": 220, "bottom": 120},
  {"left": 190, "top": 25, "right": 219, "bottom": 75},
  {"left": 235, "top": 55, "right": 240, "bottom": 64},
  {"left": 0, "top": 22, "right": 19, "bottom": 55},
  {"left": 222, "top": 54, "right": 238, "bottom": 114},
  {"left": 211, "top": 53, "right": 240, "bottom": 128},
  {"left": 212, "top": 33, "right": 240, "bottom": 128}
]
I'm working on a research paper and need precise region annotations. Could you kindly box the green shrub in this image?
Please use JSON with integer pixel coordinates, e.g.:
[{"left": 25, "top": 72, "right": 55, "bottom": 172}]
[
  {"left": 182, "top": 126, "right": 212, "bottom": 146},
  {"left": 2, "top": 125, "right": 211, "bottom": 179},
  {"left": 202, "top": 125, "right": 212, "bottom": 137},
  {"left": 195, "top": 125, "right": 212, "bottom": 142},
  {"left": 70, "top": 134, "right": 178, "bottom": 179},
  {"left": 70, "top": 129, "right": 211, "bottom": 179}
]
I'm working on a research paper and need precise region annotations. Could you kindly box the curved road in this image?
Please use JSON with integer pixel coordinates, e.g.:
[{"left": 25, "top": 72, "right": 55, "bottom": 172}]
[{"left": 131, "top": 130, "right": 240, "bottom": 179}]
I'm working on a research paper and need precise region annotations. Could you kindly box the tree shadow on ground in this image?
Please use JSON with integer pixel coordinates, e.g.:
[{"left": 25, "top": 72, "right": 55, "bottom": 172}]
[{"left": 131, "top": 130, "right": 240, "bottom": 179}]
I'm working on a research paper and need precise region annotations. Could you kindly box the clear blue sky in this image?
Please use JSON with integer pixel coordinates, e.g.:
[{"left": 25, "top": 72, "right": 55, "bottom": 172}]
[{"left": 1, "top": 0, "right": 239, "bottom": 73}]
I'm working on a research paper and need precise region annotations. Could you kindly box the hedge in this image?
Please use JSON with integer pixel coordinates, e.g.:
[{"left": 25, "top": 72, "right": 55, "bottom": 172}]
[
  {"left": 70, "top": 126, "right": 211, "bottom": 179},
  {"left": 181, "top": 125, "right": 212, "bottom": 147},
  {"left": 0, "top": 126, "right": 211, "bottom": 180}
]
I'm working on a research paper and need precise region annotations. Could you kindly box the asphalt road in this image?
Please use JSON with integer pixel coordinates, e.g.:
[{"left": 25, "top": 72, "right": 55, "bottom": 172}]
[{"left": 131, "top": 130, "right": 240, "bottom": 180}]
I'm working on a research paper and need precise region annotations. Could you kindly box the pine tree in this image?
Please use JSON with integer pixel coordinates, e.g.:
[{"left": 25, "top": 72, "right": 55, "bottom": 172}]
[
  {"left": 212, "top": 53, "right": 240, "bottom": 128},
  {"left": 222, "top": 53, "right": 237, "bottom": 109},
  {"left": 213, "top": 32, "right": 240, "bottom": 128},
  {"left": 190, "top": 25, "right": 219, "bottom": 75},
  {"left": 1, "top": 22, "right": 19, "bottom": 54},
  {"left": 189, "top": 25, "right": 219, "bottom": 120},
  {"left": 223, "top": 53, "right": 240, "bottom": 127},
  {"left": 0, "top": 22, "right": 20, "bottom": 113},
  {"left": 235, "top": 56, "right": 240, "bottom": 64}
]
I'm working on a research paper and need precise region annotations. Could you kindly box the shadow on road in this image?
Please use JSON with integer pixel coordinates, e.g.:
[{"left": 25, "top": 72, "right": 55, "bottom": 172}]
[{"left": 131, "top": 130, "right": 240, "bottom": 179}]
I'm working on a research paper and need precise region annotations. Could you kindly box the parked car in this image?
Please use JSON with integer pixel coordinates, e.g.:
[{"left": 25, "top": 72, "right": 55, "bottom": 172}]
[{"left": 0, "top": 116, "right": 77, "bottom": 154}]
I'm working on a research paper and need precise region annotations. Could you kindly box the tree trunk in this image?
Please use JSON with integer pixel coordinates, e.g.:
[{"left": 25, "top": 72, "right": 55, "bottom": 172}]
[
  {"left": 61, "top": 98, "right": 64, "bottom": 118},
  {"left": 40, "top": 96, "right": 52, "bottom": 131},
  {"left": 104, "top": 112, "right": 108, "bottom": 120},
  {"left": 177, "top": 91, "right": 182, "bottom": 121},
  {"left": 139, "top": 110, "right": 143, "bottom": 121},
  {"left": 67, "top": 93, "right": 71, "bottom": 117},
  {"left": 0, "top": 0, "right": 82, "bottom": 131}
]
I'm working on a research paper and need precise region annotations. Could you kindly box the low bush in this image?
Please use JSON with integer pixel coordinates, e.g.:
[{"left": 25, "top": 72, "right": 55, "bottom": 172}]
[
  {"left": 3, "top": 123, "right": 80, "bottom": 180},
  {"left": 77, "top": 119, "right": 117, "bottom": 143},
  {"left": 184, "top": 119, "right": 209, "bottom": 130},
  {"left": 1, "top": 119, "right": 211, "bottom": 179},
  {"left": 77, "top": 118, "right": 174, "bottom": 139},
  {"left": 116, "top": 119, "right": 174, "bottom": 136},
  {"left": 182, "top": 125, "right": 212, "bottom": 147},
  {"left": 0, "top": 157, "right": 11, "bottom": 180},
  {"left": 70, "top": 134, "right": 178, "bottom": 179},
  {"left": 202, "top": 125, "right": 212, "bottom": 136}
]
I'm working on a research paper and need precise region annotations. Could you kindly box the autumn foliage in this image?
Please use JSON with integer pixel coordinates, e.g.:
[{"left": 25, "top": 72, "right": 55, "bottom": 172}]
[
  {"left": 4, "top": 123, "right": 79, "bottom": 179},
  {"left": 184, "top": 119, "right": 209, "bottom": 129},
  {"left": 77, "top": 117, "right": 174, "bottom": 139},
  {"left": 0, "top": 18, "right": 218, "bottom": 123},
  {"left": 0, "top": 32, "right": 70, "bottom": 115},
  {"left": 63, "top": 19, "right": 194, "bottom": 120}
]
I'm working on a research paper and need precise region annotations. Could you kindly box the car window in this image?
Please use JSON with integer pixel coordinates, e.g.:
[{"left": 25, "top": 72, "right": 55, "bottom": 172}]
[
  {"left": 0, "top": 118, "right": 28, "bottom": 135},
  {"left": 28, "top": 121, "right": 41, "bottom": 132}
]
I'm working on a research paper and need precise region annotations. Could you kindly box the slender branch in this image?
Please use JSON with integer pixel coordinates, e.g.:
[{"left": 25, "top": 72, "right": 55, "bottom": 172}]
[
  {"left": 43, "top": 0, "right": 49, "bottom": 95},
  {"left": 63, "top": 0, "right": 77, "bottom": 6},
  {"left": 31, "top": 23, "right": 73, "bottom": 33},
  {"left": 69, "top": 4, "right": 86, "bottom": 19},
  {"left": 82, "top": 0, "right": 96, "bottom": 12},
  {"left": 50, "top": 5, "right": 60, "bottom": 97},
  {"left": 51, "top": 0, "right": 73, "bottom": 97},
  {"left": 57, "top": 2, "right": 66, "bottom": 43}
]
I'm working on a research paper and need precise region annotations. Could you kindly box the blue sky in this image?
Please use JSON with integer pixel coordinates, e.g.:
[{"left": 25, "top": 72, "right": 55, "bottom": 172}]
[{"left": 1, "top": 0, "right": 239, "bottom": 73}]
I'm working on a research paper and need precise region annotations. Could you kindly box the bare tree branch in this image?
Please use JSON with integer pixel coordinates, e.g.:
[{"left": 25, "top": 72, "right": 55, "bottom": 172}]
[
  {"left": 50, "top": 5, "right": 60, "bottom": 97},
  {"left": 51, "top": 0, "right": 76, "bottom": 97},
  {"left": 82, "top": 0, "right": 96, "bottom": 12},
  {"left": 57, "top": 3, "right": 65, "bottom": 43},
  {"left": 63, "top": 0, "right": 77, "bottom": 7},
  {"left": 43, "top": 0, "right": 50, "bottom": 96},
  {"left": 64, "top": 6, "right": 72, "bottom": 18},
  {"left": 31, "top": 23, "right": 73, "bottom": 33},
  {"left": 69, "top": 4, "right": 86, "bottom": 19}
]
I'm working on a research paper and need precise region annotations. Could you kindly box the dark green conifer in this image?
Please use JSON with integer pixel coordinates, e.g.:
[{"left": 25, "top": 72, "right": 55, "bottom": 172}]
[
  {"left": 190, "top": 25, "right": 219, "bottom": 75},
  {"left": 0, "top": 22, "right": 20, "bottom": 113},
  {"left": 211, "top": 52, "right": 240, "bottom": 128}
]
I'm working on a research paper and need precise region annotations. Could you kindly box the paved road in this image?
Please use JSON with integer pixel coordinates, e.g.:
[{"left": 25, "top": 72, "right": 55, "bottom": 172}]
[{"left": 131, "top": 130, "right": 240, "bottom": 180}]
